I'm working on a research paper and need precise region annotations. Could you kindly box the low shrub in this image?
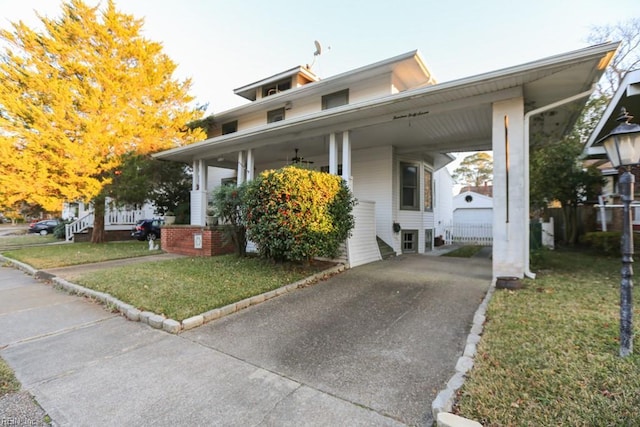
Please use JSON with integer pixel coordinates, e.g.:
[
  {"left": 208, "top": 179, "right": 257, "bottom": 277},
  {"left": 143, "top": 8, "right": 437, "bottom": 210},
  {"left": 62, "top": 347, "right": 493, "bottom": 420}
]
[
  {"left": 244, "top": 166, "right": 355, "bottom": 263},
  {"left": 581, "top": 231, "right": 640, "bottom": 255}
]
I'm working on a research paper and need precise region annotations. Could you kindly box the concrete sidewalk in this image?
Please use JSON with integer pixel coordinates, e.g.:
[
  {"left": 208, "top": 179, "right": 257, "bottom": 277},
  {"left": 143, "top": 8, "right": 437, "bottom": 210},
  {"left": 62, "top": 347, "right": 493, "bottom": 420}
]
[{"left": 0, "top": 254, "right": 491, "bottom": 426}]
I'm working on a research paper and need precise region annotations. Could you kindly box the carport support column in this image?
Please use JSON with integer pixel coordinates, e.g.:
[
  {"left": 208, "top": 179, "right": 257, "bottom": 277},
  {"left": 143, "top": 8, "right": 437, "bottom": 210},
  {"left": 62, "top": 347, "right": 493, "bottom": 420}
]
[
  {"left": 342, "top": 131, "right": 352, "bottom": 188},
  {"left": 492, "top": 97, "right": 525, "bottom": 278},
  {"left": 190, "top": 159, "right": 208, "bottom": 226}
]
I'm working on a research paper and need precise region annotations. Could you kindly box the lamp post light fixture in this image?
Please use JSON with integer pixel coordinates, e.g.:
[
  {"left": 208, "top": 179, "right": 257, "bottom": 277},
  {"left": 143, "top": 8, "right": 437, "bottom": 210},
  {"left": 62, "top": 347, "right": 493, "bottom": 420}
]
[{"left": 597, "top": 107, "right": 640, "bottom": 357}]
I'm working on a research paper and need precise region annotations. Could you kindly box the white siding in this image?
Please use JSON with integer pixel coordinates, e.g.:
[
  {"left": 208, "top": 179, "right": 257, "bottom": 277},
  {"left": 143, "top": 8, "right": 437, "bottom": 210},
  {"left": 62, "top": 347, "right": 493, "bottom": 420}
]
[
  {"left": 452, "top": 190, "right": 493, "bottom": 225},
  {"left": 351, "top": 146, "right": 393, "bottom": 247},
  {"left": 207, "top": 167, "right": 237, "bottom": 192},
  {"left": 395, "top": 155, "right": 437, "bottom": 254},
  {"left": 434, "top": 168, "right": 454, "bottom": 238},
  {"left": 347, "top": 201, "right": 382, "bottom": 267},
  {"left": 453, "top": 208, "right": 493, "bottom": 224},
  {"left": 349, "top": 74, "right": 393, "bottom": 104}
]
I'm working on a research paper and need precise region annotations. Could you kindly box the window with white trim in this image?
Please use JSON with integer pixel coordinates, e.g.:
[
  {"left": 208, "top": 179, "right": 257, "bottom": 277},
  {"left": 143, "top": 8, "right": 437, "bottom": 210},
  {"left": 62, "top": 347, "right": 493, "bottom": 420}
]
[{"left": 400, "top": 162, "right": 419, "bottom": 210}]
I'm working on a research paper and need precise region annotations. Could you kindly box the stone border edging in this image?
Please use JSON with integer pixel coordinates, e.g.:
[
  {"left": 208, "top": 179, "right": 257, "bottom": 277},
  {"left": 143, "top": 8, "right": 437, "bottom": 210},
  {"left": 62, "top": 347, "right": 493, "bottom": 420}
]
[
  {"left": 431, "top": 278, "right": 496, "bottom": 423},
  {"left": 1, "top": 254, "right": 346, "bottom": 334}
]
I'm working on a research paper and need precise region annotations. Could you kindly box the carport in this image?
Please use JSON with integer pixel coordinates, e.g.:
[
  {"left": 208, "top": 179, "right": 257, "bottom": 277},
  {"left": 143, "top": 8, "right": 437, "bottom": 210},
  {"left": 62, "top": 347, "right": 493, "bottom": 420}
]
[{"left": 156, "top": 42, "right": 619, "bottom": 279}]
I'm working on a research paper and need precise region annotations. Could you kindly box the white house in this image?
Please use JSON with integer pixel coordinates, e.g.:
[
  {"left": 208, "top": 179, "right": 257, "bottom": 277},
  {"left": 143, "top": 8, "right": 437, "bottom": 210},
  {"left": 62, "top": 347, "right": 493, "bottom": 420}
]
[
  {"left": 453, "top": 190, "right": 493, "bottom": 224},
  {"left": 155, "top": 43, "right": 618, "bottom": 278}
]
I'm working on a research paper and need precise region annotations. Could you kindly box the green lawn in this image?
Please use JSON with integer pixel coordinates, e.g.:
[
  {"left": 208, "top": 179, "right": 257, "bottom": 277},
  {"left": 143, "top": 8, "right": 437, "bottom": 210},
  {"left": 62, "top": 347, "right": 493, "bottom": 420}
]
[
  {"left": 3, "top": 241, "right": 157, "bottom": 269},
  {"left": 72, "top": 255, "right": 332, "bottom": 321},
  {"left": 0, "top": 234, "right": 58, "bottom": 249},
  {"left": 0, "top": 358, "right": 20, "bottom": 397},
  {"left": 442, "top": 245, "right": 485, "bottom": 258},
  {"left": 455, "top": 249, "right": 640, "bottom": 425}
]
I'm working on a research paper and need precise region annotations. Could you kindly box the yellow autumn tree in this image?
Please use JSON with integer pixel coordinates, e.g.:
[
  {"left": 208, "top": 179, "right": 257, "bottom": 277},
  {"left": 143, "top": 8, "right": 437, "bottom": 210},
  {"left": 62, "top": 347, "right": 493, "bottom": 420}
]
[{"left": 0, "top": 0, "right": 205, "bottom": 242}]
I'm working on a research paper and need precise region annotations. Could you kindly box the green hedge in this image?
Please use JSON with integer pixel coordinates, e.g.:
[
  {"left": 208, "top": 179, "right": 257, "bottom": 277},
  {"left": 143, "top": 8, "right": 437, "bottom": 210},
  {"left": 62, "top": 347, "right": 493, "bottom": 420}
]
[{"left": 581, "top": 231, "right": 640, "bottom": 255}]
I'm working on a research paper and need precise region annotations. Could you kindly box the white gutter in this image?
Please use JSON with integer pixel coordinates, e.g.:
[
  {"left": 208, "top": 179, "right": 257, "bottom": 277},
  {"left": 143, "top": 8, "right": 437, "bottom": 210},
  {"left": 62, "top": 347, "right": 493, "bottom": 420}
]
[{"left": 523, "top": 86, "right": 596, "bottom": 279}]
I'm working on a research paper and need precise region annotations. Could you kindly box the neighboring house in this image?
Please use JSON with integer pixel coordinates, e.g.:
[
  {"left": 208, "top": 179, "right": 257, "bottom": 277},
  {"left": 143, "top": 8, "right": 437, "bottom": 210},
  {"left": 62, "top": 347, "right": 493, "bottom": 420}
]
[
  {"left": 583, "top": 69, "right": 640, "bottom": 232},
  {"left": 444, "top": 190, "right": 493, "bottom": 245},
  {"left": 453, "top": 190, "right": 493, "bottom": 224},
  {"left": 155, "top": 43, "right": 618, "bottom": 278},
  {"left": 62, "top": 200, "right": 157, "bottom": 241}
]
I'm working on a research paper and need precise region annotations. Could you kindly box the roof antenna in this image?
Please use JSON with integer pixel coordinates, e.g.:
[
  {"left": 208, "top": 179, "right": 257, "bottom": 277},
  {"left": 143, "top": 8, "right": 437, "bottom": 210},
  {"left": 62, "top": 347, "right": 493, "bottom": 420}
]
[{"left": 307, "top": 40, "right": 326, "bottom": 70}]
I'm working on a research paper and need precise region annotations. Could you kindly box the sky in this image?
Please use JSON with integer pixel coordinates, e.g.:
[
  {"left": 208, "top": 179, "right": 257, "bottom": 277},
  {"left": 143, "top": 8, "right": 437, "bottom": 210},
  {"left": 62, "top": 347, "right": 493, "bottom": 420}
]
[{"left": 0, "top": 0, "right": 636, "bottom": 117}]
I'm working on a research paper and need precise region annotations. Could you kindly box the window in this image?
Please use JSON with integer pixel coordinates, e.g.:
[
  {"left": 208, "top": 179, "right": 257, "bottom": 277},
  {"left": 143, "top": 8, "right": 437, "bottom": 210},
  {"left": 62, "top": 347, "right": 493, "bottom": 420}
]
[
  {"left": 262, "top": 79, "right": 291, "bottom": 97},
  {"left": 400, "top": 162, "right": 419, "bottom": 210},
  {"left": 424, "top": 168, "right": 433, "bottom": 211},
  {"left": 267, "top": 108, "right": 285, "bottom": 123},
  {"left": 221, "top": 120, "right": 237, "bottom": 135},
  {"left": 402, "top": 230, "right": 418, "bottom": 253},
  {"left": 322, "top": 89, "right": 349, "bottom": 110},
  {"left": 221, "top": 177, "right": 237, "bottom": 186}
]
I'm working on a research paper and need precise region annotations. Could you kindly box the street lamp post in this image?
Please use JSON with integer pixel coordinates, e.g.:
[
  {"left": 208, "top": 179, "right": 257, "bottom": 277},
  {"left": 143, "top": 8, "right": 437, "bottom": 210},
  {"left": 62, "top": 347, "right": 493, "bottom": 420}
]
[{"left": 597, "top": 107, "right": 640, "bottom": 357}]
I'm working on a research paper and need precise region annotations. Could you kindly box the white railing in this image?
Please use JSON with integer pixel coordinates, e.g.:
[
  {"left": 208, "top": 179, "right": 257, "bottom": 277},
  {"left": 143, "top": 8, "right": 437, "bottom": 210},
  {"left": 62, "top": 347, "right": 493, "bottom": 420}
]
[
  {"left": 65, "top": 210, "right": 95, "bottom": 241},
  {"left": 443, "top": 222, "right": 493, "bottom": 245},
  {"left": 105, "top": 207, "right": 144, "bottom": 226}
]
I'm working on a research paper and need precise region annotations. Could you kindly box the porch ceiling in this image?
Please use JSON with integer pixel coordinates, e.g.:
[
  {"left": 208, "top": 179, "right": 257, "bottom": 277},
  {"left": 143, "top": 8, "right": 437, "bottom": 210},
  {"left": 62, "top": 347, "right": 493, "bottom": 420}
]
[{"left": 155, "top": 42, "right": 619, "bottom": 167}]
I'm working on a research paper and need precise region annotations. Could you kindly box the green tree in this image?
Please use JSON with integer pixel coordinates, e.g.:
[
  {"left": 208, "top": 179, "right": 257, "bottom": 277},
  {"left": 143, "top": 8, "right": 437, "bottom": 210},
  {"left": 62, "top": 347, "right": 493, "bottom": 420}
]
[
  {"left": 587, "top": 18, "right": 640, "bottom": 96},
  {"left": 211, "top": 183, "right": 247, "bottom": 257},
  {"left": 244, "top": 166, "right": 355, "bottom": 263},
  {"left": 0, "top": 0, "right": 205, "bottom": 242},
  {"left": 452, "top": 152, "right": 493, "bottom": 188},
  {"left": 105, "top": 153, "right": 192, "bottom": 222},
  {"left": 530, "top": 138, "right": 604, "bottom": 244},
  {"left": 530, "top": 18, "right": 640, "bottom": 245}
]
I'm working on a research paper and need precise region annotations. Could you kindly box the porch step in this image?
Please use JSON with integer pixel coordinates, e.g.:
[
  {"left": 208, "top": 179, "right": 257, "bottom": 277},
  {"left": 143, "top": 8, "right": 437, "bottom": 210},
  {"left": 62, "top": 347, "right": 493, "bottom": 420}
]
[{"left": 376, "top": 237, "right": 396, "bottom": 259}]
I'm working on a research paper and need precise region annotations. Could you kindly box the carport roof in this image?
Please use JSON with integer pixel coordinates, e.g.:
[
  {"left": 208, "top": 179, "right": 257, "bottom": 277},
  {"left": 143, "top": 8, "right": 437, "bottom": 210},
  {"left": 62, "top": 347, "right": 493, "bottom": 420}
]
[{"left": 155, "top": 42, "right": 619, "bottom": 165}]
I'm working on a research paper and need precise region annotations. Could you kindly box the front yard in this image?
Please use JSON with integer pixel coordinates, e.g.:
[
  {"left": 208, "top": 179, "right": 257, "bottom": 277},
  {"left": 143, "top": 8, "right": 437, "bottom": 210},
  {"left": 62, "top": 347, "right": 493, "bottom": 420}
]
[
  {"left": 455, "top": 249, "right": 640, "bottom": 425},
  {"left": 3, "top": 238, "right": 640, "bottom": 424},
  {"left": 1, "top": 239, "right": 333, "bottom": 321}
]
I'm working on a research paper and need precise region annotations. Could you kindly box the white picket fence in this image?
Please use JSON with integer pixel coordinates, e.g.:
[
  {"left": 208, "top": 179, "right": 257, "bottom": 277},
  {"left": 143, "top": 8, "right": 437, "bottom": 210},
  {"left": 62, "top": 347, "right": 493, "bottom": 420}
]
[{"left": 443, "top": 222, "right": 493, "bottom": 245}]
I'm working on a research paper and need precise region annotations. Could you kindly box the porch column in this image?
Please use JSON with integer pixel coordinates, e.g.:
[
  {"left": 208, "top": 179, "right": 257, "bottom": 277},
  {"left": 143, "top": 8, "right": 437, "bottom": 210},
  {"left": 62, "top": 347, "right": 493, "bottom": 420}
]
[
  {"left": 190, "top": 159, "right": 208, "bottom": 226},
  {"left": 492, "top": 97, "right": 525, "bottom": 279},
  {"left": 237, "top": 151, "right": 246, "bottom": 185},
  {"left": 342, "top": 130, "right": 352, "bottom": 188},
  {"left": 329, "top": 133, "right": 338, "bottom": 175},
  {"left": 191, "top": 160, "right": 198, "bottom": 191},
  {"left": 246, "top": 149, "right": 254, "bottom": 181},
  {"left": 198, "top": 159, "right": 207, "bottom": 193}
]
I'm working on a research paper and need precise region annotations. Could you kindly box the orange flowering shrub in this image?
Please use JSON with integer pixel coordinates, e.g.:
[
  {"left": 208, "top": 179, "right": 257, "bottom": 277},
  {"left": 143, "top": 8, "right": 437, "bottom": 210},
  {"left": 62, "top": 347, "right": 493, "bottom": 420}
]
[{"left": 244, "top": 166, "right": 355, "bottom": 262}]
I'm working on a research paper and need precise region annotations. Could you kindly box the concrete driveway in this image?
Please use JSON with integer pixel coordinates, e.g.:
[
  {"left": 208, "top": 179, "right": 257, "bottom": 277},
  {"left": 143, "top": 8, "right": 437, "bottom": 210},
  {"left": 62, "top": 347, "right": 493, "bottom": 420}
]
[
  {"left": 0, "top": 253, "right": 490, "bottom": 426},
  {"left": 184, "top": 254, "right": 491, "bottom": 425}
]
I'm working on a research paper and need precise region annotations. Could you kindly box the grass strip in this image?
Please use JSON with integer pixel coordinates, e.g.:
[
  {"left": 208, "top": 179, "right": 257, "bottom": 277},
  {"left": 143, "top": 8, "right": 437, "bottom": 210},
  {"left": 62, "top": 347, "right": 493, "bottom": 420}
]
[
  {"left": 454, "top": 249, "right": 640, "bottom": 426},
  {"left": 0, "top": 234, "right": 58, "bottom": 249},
  {"left": 442, "top": 245, "right": 485, "bottom": 258},
  {"left": 73, "top": 254, "right": 331, "bottom": 321},
  {"left": 3, "top": 241, "right": 157, "bottom": 269},
  {"left": 0, "top": 358, "right": 20, "bottom": 397}
]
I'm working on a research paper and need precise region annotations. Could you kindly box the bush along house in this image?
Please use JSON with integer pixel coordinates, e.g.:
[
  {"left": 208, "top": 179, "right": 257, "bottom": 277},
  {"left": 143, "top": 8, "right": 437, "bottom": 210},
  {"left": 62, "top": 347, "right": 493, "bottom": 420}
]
[{"left": 154, "top": 43, "right": 619, "bottom": 279}]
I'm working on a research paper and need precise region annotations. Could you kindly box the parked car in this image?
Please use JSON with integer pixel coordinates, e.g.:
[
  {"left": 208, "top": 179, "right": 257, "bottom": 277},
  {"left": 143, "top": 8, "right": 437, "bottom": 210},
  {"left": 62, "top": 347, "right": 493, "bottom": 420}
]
[
  {"left": 131, "top": 219, "right": 163, "bottom": 241},
  {"left": 28, "top": 219, "right": 61, "bottom": 235}
]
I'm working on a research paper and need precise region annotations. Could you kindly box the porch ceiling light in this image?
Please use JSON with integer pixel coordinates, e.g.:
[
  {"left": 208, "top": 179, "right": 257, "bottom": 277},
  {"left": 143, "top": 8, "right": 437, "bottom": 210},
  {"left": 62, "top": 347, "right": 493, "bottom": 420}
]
[
  {"left": 596, "top": 107, "right": 640, "bottom": 168},
  {"left": 596, "top": 107, "right": 640, "bottom": 358}
]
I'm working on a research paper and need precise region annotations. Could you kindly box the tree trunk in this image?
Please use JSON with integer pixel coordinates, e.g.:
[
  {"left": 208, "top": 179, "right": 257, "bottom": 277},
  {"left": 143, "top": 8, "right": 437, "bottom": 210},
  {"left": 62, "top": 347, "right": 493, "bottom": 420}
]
[
  {"left": 91, "top": 195, "right": 106, "bottom": 244},
  {"left": 561, "top": 204, "right": 579, "bottom": 246}
]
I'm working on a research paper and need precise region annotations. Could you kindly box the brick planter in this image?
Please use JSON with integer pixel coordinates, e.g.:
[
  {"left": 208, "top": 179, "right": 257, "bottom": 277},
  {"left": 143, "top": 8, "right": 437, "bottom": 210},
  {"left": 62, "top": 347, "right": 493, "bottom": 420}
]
[{"left": 161, "top": 225, "right": 235, "bottom": 257}]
